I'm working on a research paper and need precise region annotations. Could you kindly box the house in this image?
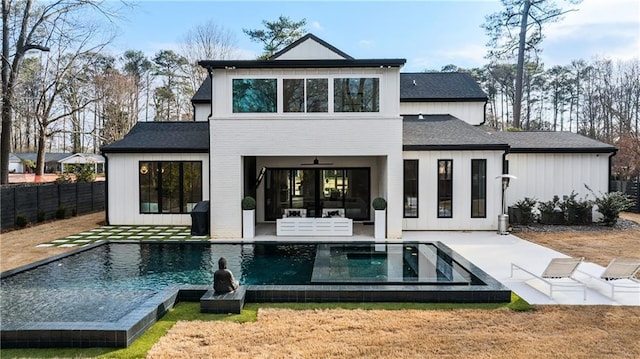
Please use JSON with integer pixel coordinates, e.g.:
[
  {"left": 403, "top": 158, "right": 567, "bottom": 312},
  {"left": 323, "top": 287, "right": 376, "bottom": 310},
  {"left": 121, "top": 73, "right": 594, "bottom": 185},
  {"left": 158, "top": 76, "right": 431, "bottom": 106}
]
[{"left": 101, "top": 34, "right": 616, "bottom": 238}]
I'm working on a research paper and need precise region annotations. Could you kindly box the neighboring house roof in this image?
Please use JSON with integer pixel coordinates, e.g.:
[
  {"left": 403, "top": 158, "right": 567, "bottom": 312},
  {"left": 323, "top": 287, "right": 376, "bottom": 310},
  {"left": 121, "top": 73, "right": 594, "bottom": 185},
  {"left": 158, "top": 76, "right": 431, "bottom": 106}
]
[
  {"left": 269, "top": 33, "right": 354, "bottom": 60},
  {"left": 9, "top": 153, "right": 22, "bottom": 163},
  {"left": 487, "top": 131, "right": 617, "bottom": 153},
  {"left": 101, "top": 122, "right": 209, "bottom": 153},
  {"left": 59, "top": 153, "right": 105, "bottom": 164},
  {"left": 400, "top": 73, "right": 488, "bottom": 102},
  {"left": 13, "top": 153, "right": 70, "bottom": 163},
  {"left": 403, "top": 115, "right": 509, "bottom": 151}
]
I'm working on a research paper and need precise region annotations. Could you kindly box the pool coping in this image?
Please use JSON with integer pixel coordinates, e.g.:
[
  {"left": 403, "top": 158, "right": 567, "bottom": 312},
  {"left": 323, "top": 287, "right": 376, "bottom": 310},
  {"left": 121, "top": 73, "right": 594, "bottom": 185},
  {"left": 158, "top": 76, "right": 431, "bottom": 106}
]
[{"left": 1, "top": 240, "right": 511, "bottom": 348}]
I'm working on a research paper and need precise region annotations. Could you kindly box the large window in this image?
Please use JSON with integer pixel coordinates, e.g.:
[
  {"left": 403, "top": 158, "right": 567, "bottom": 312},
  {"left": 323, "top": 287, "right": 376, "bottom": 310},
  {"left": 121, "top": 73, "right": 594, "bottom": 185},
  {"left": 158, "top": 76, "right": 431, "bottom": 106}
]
[
  {"left": 334, "top": 78, "right": 379, "bottom": 112},
  {"left": 437, "top": 160, "right": 453, "bottom": 218},
  {"left": 264, "top": 168, "right": 370, "bottom": 221},
  {"left": 404, "top": 160, "right": 418, "bottom": 218},
  {"left": 471, "top": 159, "right": 487, "bottom": 218},
  {"left": 283, "top": 78, "right": 328, "bottom": 113},
  {"left": 232, "top": 79, "right": 277, "bottom": 113},
  {"left": 139, "top": 161, "right": 202, "bottom": 214}
]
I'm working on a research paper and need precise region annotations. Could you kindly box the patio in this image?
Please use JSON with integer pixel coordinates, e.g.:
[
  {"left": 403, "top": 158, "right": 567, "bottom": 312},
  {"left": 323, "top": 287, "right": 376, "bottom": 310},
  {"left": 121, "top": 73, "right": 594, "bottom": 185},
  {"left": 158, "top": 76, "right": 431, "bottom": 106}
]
[{"left": 403, "top": 231, "right": 639, "bottom": 306}]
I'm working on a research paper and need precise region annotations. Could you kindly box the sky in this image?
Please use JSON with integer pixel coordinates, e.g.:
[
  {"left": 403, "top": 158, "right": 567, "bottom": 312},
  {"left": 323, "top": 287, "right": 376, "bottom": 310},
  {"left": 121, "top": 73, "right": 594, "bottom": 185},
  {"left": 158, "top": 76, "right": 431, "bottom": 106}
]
[{"left": 110, "top": 0, "right": 640, "bottom": 72}]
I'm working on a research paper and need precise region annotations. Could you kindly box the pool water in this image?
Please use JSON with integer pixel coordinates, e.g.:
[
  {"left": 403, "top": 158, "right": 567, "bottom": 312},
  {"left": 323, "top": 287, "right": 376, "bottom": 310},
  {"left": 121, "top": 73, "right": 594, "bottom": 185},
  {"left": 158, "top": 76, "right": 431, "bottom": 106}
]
[{"left": 1, "top": 242, "right": 474, "bottom": 324}]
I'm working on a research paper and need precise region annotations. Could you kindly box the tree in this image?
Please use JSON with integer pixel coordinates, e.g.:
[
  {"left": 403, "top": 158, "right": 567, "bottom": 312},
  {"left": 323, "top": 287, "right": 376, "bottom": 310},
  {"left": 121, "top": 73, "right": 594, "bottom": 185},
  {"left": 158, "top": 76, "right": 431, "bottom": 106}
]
[
  {"left": 1, "top": 0, "right": 121, "bottom": 183},
  {"left": 483, "top": 0, "right": 581, "bottom": 129},
  {"left": 243, "top": 16, "right": 306, "bottom": 59},
  {"left": 152, "top": 50, "right": 188, "bottom": 121},
  {"left": 122, "top": 50, "right": 153, "bottom": 122},
  {"left": 180, "top": 20, "right": 238, "bottom": 120}
]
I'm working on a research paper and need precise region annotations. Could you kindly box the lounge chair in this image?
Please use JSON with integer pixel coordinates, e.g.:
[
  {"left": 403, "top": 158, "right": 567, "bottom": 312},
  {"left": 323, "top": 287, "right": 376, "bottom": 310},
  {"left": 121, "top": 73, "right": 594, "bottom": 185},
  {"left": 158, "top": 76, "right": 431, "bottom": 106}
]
[
  {"left": 577, "top": 258, "right": 640, "bottom": 299},
  {"left": 511, "top": 257, "right": 586, "bottom": 300}
]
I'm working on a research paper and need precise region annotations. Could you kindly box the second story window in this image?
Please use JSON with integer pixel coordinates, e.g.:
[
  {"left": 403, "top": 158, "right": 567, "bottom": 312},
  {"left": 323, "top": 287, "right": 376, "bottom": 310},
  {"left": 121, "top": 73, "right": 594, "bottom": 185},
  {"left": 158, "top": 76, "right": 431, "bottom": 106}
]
[
  {"left": 232, "top": 79, "right": 277, "bottom": 113},
  {"left": 334, "top": 78, "right": 379, "bottom": 112},
  {"left": 283, "top": 78, "right": 328, "bottom": 113}
]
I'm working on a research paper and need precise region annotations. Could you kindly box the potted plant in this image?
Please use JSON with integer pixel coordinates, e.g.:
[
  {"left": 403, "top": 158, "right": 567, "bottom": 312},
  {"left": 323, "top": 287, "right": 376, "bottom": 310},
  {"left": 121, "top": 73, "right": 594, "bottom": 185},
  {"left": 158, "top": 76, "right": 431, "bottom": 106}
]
[
  {"left": 242, "top": 196, "right": 256, "bottom": 239},
  {"left": 509, "top": 197, "right": 536, "bottom": 225},
  {"left": 372, "top": 197, "right": 387, "bottom": 239},
  {"left": 538, "top": 196, "right": 564, "bottom": 225}
]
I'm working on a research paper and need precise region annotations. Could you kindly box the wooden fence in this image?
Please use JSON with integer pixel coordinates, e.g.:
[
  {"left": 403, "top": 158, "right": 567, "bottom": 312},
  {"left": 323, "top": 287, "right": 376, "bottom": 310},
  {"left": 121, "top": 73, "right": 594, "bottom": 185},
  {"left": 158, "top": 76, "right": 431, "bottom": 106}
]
[
  {"left": 610, "top": 179, "right": 640, "bottom": 213},
  {"left": 1, "top": 182, "right": 105, "bottom": 230}
]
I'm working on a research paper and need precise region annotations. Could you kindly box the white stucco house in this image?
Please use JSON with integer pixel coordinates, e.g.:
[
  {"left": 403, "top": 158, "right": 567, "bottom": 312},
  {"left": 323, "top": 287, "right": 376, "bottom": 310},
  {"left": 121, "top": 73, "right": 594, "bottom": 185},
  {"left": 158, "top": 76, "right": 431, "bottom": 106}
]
[{"left": 101, "top": 34, "right": 616, "bottom": 239}]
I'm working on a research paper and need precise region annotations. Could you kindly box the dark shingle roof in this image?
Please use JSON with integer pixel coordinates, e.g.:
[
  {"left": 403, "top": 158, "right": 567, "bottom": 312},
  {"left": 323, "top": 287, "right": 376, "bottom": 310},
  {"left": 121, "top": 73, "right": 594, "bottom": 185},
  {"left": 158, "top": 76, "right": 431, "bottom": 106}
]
[
  {"left": 192, "top": 77, "right": 211, "bottom": 104},
  {"left": 400, "top": 73, "right": 487, "bottom": 102},
  {"left": 403, "top": 115, "right": 508, "bottom": 150},
  {"left": 487, "top": 131, "right": 617, "bottom": 153},
  {"left": 101, "top": 122, "right": 209, "bottom": 153}
]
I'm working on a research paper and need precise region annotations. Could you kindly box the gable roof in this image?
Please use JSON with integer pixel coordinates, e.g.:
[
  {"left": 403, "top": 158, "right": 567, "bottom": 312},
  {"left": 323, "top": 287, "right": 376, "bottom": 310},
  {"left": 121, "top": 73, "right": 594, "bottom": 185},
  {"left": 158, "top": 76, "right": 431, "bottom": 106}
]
[
  {"left": 400, "top": 73, "right": 488, "bottom": 102},
  {"left": 486, "top": 130, "right": 617, "bottom": 153},
  {"left": 403, "top": 115, "right": 508, "bottom": 150},
  {"left": 269, "top": 34, "right": 354, "bottom": 60},
  {"left": 101, "top": 122, "right": 209, "bottom": 153},
  {"left": 192, "top": 77, "right": 211, "bottom": 104}
]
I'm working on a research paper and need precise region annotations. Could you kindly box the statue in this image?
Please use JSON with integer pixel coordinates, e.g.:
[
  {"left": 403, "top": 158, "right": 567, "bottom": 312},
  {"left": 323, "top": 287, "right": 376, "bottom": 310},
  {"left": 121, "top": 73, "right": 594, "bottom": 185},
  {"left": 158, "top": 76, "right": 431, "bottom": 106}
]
[{"left": 213, "top": 257, "right": 239, "bottom": 293}]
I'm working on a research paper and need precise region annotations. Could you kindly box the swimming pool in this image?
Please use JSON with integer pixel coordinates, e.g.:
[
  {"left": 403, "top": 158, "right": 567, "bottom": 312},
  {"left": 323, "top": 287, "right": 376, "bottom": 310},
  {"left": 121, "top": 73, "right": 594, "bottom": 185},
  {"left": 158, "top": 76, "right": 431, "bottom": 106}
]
[{"left": 1, "top": 241, "right": 510, "bottom": 347}]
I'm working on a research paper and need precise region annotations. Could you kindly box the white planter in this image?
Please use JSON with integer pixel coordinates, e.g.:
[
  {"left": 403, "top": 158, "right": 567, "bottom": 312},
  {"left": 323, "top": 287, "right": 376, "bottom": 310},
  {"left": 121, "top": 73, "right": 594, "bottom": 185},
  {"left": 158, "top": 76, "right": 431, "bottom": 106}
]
[
  {"left": 243, "top": 210, "right": 255, "bottom": 239},
  {"left": 374, "top": 210, "right": 386, "bottom": 239}
]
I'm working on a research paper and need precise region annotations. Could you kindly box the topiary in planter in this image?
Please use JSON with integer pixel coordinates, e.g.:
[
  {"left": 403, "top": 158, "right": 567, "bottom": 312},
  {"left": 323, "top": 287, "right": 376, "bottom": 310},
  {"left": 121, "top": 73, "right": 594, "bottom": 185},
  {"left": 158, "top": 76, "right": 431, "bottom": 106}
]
[
  {"left": 372, "top": 197, "right": 387, "bottom": 211},
  {"left": 241, "top": 196, "right": 256, "bottom": 210}
]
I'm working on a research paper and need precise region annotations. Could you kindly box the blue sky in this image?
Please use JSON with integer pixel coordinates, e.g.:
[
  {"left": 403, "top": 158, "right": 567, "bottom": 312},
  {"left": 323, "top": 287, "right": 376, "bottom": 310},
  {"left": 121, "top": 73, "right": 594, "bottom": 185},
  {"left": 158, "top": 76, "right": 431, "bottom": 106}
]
[{"left": 111, "top": 0, "right": 640, "bottom": 72}]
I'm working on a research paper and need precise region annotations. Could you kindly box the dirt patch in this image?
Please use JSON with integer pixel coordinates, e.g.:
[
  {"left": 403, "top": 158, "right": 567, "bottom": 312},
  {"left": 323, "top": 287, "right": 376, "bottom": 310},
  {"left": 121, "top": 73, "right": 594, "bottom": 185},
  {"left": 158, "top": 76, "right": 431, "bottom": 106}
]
[
  {"left": 0, "top": 212, "right": 105, "bottom": 272},
  {"left": 148, "top": 306, "right": 640, "bottom": 359}
]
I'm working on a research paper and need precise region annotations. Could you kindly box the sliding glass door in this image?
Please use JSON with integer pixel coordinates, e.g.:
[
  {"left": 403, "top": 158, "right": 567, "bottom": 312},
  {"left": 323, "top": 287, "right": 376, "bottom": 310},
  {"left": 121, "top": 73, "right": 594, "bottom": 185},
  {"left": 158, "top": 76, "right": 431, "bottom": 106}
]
[{"left": 265, "top": 168, "right": 370, "bottom": 221}]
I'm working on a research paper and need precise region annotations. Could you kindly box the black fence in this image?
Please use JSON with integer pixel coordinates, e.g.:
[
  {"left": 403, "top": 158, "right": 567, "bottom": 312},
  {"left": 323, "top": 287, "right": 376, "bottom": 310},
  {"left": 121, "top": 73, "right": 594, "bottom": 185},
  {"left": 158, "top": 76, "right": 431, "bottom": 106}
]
[
  {"left": 610, "top": 179, "right": 640, "bottom": 213},
  {"left": 1, "top": 182, "right": 105, "bottom": 230}
]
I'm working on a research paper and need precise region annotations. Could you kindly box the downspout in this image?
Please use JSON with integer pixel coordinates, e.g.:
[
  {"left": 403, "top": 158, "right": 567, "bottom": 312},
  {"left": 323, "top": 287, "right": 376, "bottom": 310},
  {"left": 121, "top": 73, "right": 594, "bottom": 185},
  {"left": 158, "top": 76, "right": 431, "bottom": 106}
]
[
  {"left": 608, "top": 150, "right": 618, "bottom": 192},
  {"left": 480, "top": 100, "right": 488, "bottom": 126},
  {"left": 101, "top": 151, "right": 109, "bottom": 225}
]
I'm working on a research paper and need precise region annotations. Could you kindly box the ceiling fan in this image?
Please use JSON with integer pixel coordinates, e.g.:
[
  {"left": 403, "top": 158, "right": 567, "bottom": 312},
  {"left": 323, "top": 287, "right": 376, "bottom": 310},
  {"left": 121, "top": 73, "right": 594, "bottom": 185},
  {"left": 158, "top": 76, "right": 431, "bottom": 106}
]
[{"left": 301, "top": 156, "right": 333, "bottom": 166}]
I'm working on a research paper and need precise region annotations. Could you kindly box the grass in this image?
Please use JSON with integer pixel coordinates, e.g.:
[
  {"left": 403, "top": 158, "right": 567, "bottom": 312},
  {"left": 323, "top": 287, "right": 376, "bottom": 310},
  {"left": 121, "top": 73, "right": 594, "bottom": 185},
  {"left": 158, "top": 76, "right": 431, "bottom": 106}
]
[{"left": 0, "top": 295, "right": 531, "bottom": 359}]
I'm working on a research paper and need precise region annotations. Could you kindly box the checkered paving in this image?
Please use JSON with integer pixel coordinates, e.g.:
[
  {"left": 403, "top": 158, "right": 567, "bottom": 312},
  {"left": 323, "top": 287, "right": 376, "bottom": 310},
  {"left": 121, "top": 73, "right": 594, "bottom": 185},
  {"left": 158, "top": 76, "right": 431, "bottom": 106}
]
[{"left": 38, "top": 225, "right": 205, "bottom": 247}]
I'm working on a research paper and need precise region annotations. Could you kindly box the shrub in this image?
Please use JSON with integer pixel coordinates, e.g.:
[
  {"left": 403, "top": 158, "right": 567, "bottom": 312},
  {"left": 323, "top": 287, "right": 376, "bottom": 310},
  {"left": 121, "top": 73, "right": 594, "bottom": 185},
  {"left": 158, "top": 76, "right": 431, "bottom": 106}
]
[
  {"left": 513, "top": 197, "right": 536, "bottom": 225},
  {"left": 538, "top": 195, "right": 561, "bottom": 214},
  {"left": 15, "top": 214, "right": 28, "bottom": 228},
  {"left": 55, "top": 206, "right": 66, "bottom": 219},
  {"left": 74, "top": 164, "right": 96, "bottom": 182},
  {"left": 72, "top": 208, "right": 78, "bottom": 217},
  {"left": 37, "top": 210, "right": 46, "bottom": 222},
  {"left": 372, "top": 197, "right": 387, "bottom": 210},
  {"left": 561, "top": 191, "right": 593, "bottom": 225},
  {"left": 538, "top": 195, "right": 564, "bottom": 225},
  {"left": 55, "top": 173, "right": 73, "bottom": 184},
  {"left": 241, "top": 196, "right": 256, "bottom": 210},
  {"left": 586, "top": 185, "right": 634, "bottom": 226}
]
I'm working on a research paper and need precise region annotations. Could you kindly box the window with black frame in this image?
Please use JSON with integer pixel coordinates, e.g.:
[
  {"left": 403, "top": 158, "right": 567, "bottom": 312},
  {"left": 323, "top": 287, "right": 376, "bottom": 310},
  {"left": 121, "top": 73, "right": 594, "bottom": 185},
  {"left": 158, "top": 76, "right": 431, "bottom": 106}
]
[
  {"left": 438, "top": 159, "right": 453, "bottom": 218},
  {"left": 232, "top": 79, "right": 277, "bottom": 113},
  {"left": 139, "top": 161, "right": 202, "bottom": 214},
  {"left": 471, "top": 159, "right": 487, "bottom": 218},
  {"left": 404, "top": 160, "right": 418, "bottom": 217},
  {"left": 333, "top": 78, "right": 379, "bottom": 112}
]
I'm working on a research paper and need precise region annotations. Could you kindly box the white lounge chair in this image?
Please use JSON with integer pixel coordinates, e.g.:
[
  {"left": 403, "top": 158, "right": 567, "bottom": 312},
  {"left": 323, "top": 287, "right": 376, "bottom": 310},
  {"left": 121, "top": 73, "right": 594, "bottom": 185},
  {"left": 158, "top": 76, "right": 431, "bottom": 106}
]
[
  {"left": 577, "top": 258, "right": 640, "bottom": 299},
  {"left": 511, "top": 257, "right": 586, "bottom": 300}
]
